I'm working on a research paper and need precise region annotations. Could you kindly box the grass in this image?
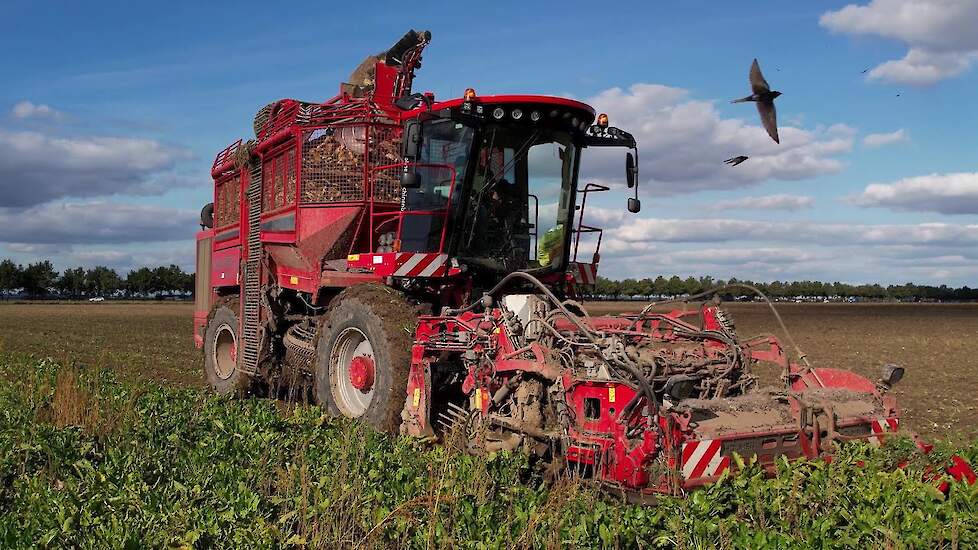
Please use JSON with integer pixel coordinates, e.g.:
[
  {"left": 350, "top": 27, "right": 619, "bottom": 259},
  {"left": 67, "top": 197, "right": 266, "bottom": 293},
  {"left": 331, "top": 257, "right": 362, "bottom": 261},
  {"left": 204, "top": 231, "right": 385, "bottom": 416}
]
[{"left": 1, "top": 352, "right": 977, "bottom": 549}]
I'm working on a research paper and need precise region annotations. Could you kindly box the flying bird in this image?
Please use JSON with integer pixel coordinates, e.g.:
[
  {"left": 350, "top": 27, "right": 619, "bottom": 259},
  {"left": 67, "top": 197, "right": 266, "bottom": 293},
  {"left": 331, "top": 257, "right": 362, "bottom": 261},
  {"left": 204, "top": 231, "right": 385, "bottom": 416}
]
[
  {"left": 731, "top": 58, "right": 782, "bottom": 144},
  {"left": 724, "top": 155, "right": 749, "bottom": 167},
  {"left": 861, "top": 67, "right": 870, "bottom": 74}
]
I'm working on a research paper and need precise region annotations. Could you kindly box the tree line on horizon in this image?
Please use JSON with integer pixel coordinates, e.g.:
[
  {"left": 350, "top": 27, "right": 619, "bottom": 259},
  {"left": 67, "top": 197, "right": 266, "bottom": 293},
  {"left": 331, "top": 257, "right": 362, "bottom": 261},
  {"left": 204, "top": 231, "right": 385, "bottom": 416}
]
[
  {"left": 2, "top": 257, "right": 975, "bottom": 302},
  {"left": 0, "top": 259, "right": 193, "bottom": 299},
  {"left": 590, "top": 275, "right": 978, "bottom": 302}
]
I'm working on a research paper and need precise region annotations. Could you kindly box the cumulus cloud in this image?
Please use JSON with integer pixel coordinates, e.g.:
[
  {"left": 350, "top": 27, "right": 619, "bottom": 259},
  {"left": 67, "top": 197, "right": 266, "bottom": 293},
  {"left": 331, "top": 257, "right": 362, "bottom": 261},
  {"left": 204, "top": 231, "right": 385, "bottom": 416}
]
[
  {"left": 3, "top": 242, "right": 193, "bottom": 273},
  {"left": 821, "top": 0, "right": 978, "bottom": 85},
  {"left": 580, "top": 84, "right": 853, "bottom": 195},
  {"left": 11, "top": 101, "right": 63, "bottom": 121},
  {"left": 862, "top": 129, "right": 908, "bottom": 148},
  {"left": 610, "top": 217, "right": 978, "bottom": 247},
  {"left": 0, "top": 128, "right": 192, "bottom": 206},
  {"left": 850, "top": 172, "right": 978, "bottom": 214},
  {"left": 710, "top": 194, "right": 815, "bottom": 211},
  {"left": 0, "top": 202, "right": 198, "bottom": 244}
]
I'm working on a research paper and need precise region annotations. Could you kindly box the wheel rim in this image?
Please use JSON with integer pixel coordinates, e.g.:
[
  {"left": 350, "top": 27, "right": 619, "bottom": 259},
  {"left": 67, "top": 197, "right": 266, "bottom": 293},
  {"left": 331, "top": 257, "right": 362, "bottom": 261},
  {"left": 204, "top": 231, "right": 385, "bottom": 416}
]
[
  {"left": 329, "top": 327, "right": 375, "bottom": 417},
  {"left": 213, "top": 323, "right": 237, "bottom": 380}
]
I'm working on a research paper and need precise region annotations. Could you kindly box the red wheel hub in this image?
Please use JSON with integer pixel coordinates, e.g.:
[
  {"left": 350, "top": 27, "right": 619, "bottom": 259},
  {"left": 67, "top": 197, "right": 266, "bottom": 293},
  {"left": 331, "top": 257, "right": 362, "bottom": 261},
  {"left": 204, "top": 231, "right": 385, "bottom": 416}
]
[{"left": 348, "top": 356, "right": 375, "bottom": 392}]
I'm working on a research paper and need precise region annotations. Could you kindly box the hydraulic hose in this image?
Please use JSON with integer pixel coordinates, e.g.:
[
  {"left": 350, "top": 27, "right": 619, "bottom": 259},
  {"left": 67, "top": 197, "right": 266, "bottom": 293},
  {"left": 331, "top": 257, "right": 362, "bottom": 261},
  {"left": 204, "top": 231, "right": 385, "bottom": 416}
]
[
  {"left": 629, "top": 283, "right": 811, "bottom": 368},
  {"left": 448, "top": 271, "right": 659, "bottom": 410}
]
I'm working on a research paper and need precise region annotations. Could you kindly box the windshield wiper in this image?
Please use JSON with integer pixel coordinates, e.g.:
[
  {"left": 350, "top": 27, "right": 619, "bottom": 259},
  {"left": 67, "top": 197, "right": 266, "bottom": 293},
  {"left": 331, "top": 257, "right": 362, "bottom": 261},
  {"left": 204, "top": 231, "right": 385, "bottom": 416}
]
[{"left": 464, "top": 129, "right": 541, "bottom": 249}]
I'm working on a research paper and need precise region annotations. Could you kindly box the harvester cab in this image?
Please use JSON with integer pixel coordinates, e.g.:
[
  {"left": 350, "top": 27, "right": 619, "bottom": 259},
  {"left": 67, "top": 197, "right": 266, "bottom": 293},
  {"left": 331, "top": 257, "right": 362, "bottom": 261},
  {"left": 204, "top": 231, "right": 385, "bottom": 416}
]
[
  {"left": 393, "top": 90, "right": 638, "bottom": 291},
  {"left": 194, "top": 30, "right": 975, "bottom": 501}
]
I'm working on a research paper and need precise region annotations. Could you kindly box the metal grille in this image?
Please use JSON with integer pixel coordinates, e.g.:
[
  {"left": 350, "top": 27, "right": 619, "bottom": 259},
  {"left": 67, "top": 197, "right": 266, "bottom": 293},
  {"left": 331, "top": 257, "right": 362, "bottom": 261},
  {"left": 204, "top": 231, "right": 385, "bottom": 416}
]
[
  {"left": 194, "top": 236, "right": 212, "bottom": 313},
  {"left": 262, "top": 160, "right": 273, "bottom": 212},
  {"left": 241, "top": 159, "right": 263, "bottom": 376},
  {"left": 369, "top": 125, "right": 402, "bottom": 203},
  {"left": 274, "top": 155, "right": 285, "bottom": 210},
  {"left": 300, "top": 126, "right": 366, "bottom": 203},
  {"left": 285, "top": 148, "right": 296, "bottom": 205},
  {"left": 214, "top": 175, "right": 240, "bottom": 228}
]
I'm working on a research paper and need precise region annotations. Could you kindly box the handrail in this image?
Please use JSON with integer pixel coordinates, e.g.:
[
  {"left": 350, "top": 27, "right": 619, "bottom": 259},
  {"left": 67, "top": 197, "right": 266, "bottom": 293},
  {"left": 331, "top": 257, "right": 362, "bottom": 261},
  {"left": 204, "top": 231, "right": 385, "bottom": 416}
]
[{"left": 573, "top": 182, "right": 610, "bottom": 262}]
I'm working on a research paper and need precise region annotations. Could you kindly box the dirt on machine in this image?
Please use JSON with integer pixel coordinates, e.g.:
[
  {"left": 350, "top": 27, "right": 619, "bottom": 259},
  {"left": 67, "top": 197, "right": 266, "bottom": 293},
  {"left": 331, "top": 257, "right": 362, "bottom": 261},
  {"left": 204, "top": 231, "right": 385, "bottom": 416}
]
[{"left": 193, "top": 30, "right": 975, "bottom": 498}]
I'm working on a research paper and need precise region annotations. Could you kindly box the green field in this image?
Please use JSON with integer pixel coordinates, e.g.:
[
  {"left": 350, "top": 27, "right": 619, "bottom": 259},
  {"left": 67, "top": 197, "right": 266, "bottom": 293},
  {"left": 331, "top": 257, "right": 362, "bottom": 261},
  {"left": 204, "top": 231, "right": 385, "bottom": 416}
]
[
  {"left": 0, "top": 353, "right": 976, "bottom": 548},
  {"left": 1, "top": 301, "right": 977, "bottom": 548}
]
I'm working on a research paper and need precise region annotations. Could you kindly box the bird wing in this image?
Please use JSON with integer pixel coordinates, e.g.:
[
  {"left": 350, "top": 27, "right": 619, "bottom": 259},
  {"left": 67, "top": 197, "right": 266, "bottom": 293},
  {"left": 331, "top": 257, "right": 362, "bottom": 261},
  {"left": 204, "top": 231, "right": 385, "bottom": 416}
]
[
  {"left": 750, "top": 58, "right": 770, "bottom": 95},
  {"left": 757, "top": 101, "right": 779, "bottom": 144}
]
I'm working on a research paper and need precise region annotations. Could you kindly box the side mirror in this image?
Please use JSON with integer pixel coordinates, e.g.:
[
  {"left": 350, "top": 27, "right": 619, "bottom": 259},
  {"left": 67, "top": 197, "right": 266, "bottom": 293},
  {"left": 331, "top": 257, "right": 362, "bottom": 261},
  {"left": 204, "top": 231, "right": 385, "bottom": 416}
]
[
  {"left": 625, "top": 152, "right": 636, "bottom": 189},
  {"left": 402, "top": 120, "right": 422, "bottom": 159},
  {"left": 627, "top": 197, "right": 641, "bottom": 213},
  {"left": 880, "top": 363, "right": 905, "bottom": 387},
  {"left": 401, "top": 170, "right": 421, "bottom": 189},
  {"left": 200, "top": 202, "right": 214, "bottom": 229}
]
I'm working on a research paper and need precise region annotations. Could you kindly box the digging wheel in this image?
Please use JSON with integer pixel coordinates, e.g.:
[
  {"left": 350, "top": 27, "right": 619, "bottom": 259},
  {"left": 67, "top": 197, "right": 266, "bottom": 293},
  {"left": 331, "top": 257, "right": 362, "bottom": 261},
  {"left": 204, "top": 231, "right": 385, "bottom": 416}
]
[
  {"left": 203, "top": 302, "right": 249, "bottom": 395},
  {"left": 315, "top": 284, "right": 417, "bottom": 433}
]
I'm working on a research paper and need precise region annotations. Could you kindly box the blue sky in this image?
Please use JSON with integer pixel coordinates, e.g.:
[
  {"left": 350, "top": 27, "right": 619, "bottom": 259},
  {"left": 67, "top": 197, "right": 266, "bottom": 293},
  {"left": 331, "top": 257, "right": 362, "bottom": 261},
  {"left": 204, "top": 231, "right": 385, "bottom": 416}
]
[{"left": 1, "top": 0, "right": 976, "bottom": 284}]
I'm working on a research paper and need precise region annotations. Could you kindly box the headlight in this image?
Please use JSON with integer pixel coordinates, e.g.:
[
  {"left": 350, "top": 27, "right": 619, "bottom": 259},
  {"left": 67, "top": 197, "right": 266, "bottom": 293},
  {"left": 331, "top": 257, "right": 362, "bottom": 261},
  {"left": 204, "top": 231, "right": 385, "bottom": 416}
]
[
  {"left": 492, "top": 107, "right": 505, "bottom": 120},
  {"left": 511, "top": 108, "right": 523, "bottom": 120},
  {"left": 530, "top": 110, "right": 541, "bottom": 122}
]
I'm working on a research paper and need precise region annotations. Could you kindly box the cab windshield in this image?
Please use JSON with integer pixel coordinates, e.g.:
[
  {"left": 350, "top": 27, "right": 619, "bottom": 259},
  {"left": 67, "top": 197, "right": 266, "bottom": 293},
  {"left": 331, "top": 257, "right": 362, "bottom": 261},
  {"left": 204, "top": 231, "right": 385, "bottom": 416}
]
[
  {"left": 399, "top": 120, "right": 475, "bottom": 252},
  {"left": 458, "top": 125, "right": 577, "bottom": 272}
]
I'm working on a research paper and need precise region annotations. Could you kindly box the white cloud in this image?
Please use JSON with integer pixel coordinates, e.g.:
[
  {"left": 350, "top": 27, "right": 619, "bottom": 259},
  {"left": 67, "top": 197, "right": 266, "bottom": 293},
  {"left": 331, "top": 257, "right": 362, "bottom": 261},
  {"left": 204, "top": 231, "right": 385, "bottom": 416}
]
[
  {"left": 580, "top": 84, "right": 853, "bottom": 195},
  {"left": 821, "top": 0, "right": 978, "bottom": 85},
  {"left": 4, "top": 242, "right": 193, "bottom": 274},
  {"left": 862, "top": 129, "right": 909, "bottom": 148},
  {"left": 850, "top": 172, "right": 978, "bottom": 214},
  {"left": 711, "top": 194, "right": 815, "bottom": 211},
  {"left": 596, "top": 242, "right": 978, "bottom": 286},
  {"left": 0, "top": 202, "right": 198, "bottom": 244},
  {"left": 11, "top": 101, "right": 63, "bottom": 121},
  {"left": 603, "top": 217, "right": 978, "bottom": 247},
  {"left": 0, "top": 128, "right": 192, "bottom": 206}
]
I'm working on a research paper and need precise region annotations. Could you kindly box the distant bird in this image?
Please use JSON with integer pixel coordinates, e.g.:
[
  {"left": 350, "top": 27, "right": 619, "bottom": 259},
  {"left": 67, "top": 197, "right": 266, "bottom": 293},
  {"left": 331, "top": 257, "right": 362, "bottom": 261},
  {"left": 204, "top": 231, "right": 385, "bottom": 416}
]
[
  {"left": 731, "top": 59, "right": 782, "bottom": 144},
  {"left": 724, "top": 155, "right": 749, "bottom": 167},
  {"left": 861, "top": 67, "right": 870, "bottom": 74}
]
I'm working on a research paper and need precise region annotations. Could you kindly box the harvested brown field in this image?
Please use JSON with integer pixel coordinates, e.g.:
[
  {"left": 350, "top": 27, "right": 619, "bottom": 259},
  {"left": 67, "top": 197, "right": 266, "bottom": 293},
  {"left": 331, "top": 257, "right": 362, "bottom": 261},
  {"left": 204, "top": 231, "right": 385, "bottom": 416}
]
[
  {"left": 0, "top": 300, "right": 974, "bottom": 440},
  {"left": 0, "top": 302, "right": 202, "bottom": 387}
]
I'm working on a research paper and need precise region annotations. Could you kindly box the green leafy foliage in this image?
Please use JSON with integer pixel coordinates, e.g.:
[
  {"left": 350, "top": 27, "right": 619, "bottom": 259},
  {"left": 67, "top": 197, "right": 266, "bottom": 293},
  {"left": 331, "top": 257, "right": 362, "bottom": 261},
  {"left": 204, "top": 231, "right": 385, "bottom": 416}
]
[{"left": 0, "top": 353, "right": 975, "bottom": 549}]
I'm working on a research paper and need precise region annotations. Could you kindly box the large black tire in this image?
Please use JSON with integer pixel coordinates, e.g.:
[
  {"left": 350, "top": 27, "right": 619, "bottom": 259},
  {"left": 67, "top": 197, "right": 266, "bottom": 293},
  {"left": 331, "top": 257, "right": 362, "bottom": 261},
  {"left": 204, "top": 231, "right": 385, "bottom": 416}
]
[
  {"left": 314, "top": 285, "right": 417, "bottom": 433},
  {"left": 203, "top": 304, "right": 249, "bottom": 395}
]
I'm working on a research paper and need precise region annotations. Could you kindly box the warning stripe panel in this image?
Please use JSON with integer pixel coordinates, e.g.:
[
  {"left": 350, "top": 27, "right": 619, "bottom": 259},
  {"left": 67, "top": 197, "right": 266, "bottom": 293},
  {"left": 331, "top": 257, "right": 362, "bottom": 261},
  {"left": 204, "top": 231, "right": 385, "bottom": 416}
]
[
  {"left": 348, "top": 252, "right": 459, "bottom": 278},
  {"left": 681, "top": 439, "right": 730, "bottom": 479},
  {"left": 869, "top": 416, "right": 899, "bottom": 447},
  {"left": 570, "top": 262, "right": 597, "bottom": 285}
]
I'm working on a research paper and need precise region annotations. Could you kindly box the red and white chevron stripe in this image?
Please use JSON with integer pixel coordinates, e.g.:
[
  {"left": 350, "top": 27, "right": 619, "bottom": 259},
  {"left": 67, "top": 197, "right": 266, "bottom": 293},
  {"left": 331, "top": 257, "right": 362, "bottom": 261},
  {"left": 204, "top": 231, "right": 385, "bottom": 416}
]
[
  {"left": 869, "top": 416, "right": 899, "bottom": 447},
  {"left": 570, "top": 262, "right": 597, "bottom": 285},
  {"left": 681, "top": 439, "right": 730, "bottom": 479},
  {"left": 393, "top": 253, "right": 449, "bottom": 277}
]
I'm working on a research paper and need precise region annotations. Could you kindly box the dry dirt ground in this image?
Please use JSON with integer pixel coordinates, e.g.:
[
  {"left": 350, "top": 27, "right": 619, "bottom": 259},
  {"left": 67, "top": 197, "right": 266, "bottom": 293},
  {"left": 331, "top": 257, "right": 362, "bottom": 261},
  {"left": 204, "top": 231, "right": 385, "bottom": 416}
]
[
  {"left": 0, "top": 301, "right": 974, "bottom": 440},
  {"left": 0, "top": 302, "right": 202, "bottom": 387}
]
